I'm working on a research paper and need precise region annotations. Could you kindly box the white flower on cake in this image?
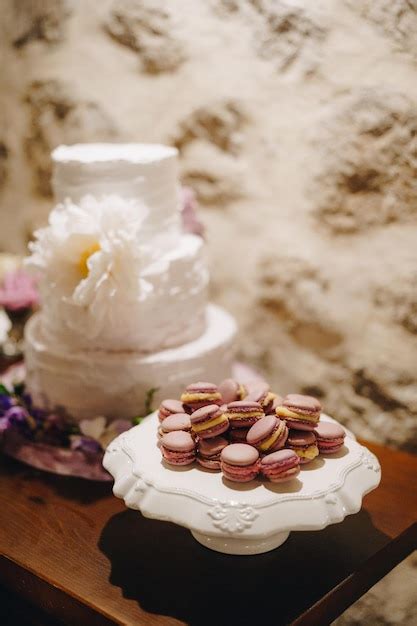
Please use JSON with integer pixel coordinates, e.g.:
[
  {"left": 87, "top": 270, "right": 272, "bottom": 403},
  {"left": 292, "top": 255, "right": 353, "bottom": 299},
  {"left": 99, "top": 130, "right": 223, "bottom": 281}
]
[{"left": 27, "top": 194, "right": 153, "bottom": 340}]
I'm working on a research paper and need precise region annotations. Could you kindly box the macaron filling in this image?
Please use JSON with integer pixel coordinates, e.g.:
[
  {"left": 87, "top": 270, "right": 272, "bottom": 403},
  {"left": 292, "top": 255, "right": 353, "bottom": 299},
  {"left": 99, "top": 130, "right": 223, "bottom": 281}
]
[
  {"left": 291, "top": 445, "right": 319, "bottom": 462},
  {"left": 287, "top": 430, "right": 319, "bottom": 464},
  {"left": 276, "top": 406, "right": 320, "bottom": 422},
  {"left": 247, "top": 416, "right": 288, "bottom": 452},
  {"left": 260, "top": 422, "right": 288, "bottom": 452},
  {"left": 190, "top": 405, "right": 229, "bottom": 439},
  {"left": 181, "top": 393, "right": 222, "bottom": 408},
  {"left": 227, "top": 411, "right": 262, "bottom": 424},
  {"left": 260, "top": 391, "right": 276, "bottom": 409},
  {"left": 226, "top": 402, "right": 264, "bottom": 428},
  {"left": 192, "top": 413, "right": 228, "bottom": 433}
]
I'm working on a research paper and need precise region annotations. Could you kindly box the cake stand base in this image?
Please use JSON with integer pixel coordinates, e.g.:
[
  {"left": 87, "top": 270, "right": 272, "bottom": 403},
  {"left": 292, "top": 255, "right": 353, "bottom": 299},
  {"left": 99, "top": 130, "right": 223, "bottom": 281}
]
[{"left": 190, "top": 530, "right": 290, "bottom": 555}]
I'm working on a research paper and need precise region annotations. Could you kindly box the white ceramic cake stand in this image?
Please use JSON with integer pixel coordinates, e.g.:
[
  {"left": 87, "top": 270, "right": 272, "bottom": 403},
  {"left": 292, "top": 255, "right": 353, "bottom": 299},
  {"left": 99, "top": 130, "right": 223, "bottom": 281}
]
[{"left": 103, "top": 413, "right": 381, "bottom": 555}]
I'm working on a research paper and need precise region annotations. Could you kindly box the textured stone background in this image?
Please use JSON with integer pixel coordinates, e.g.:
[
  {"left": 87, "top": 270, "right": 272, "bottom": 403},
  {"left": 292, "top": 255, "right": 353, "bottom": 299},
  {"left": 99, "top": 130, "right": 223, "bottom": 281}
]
[{"left": 0, "top": 1, "right": 416, "bottom": 621}]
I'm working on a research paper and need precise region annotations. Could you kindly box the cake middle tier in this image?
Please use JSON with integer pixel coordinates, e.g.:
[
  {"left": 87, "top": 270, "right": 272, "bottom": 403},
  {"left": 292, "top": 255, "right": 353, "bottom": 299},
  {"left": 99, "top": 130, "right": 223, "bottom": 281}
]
[
  {"left": 25, "top": 304, "right": 237, "bottom": 420},
  {"left": 39, "top": 234, "right": 208, "bottom": 352}
]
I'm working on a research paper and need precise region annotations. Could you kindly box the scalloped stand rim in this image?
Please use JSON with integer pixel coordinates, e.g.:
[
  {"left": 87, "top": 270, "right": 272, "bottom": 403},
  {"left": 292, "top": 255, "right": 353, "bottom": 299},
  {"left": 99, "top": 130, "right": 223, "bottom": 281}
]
[{"left": 191, "top": 530, "right": 290, "bottom": 555}]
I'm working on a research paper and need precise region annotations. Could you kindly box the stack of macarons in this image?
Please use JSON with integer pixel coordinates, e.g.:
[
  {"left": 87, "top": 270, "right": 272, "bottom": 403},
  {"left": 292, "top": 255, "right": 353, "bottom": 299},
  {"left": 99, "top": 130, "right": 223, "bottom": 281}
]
[{"left": 157, "top": 379, "right": 346, "bottom": 483}]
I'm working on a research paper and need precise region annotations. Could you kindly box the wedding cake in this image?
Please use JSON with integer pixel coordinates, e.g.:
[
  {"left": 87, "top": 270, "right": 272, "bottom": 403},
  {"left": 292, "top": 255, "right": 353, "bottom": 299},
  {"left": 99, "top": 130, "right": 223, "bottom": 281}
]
[{"left": 24, "top": 143, "right": 236, "bottom": 420}]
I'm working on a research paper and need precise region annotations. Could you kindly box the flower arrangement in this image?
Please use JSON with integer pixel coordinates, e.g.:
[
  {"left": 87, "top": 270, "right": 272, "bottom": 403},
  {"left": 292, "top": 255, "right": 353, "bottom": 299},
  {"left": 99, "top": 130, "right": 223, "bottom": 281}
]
[{"left": 0, "top": 367, "right": 158, "bottom": 479}]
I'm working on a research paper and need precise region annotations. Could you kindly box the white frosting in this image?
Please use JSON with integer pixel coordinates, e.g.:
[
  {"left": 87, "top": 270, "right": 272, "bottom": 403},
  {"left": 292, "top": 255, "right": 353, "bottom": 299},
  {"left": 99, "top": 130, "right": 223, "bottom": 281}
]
[
  {"left": 52, "top": 143, "right": 182, "bottom": 239},
  {"left": 24, "top": 305, "right": 237, "bottom": 420}
]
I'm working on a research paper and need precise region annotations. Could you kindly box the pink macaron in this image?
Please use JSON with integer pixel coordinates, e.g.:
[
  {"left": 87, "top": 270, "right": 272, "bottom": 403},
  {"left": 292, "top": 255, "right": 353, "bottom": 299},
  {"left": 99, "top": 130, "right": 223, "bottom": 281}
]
[
  {"left": 245, "top": 382, "right": 276, "bottom": 414},
  {"left": 197, "top": 436, "right": 228, "bottom": 471},
  {"left": 314, "top": 421, "right": 346, "bottom": 454},
  {"left": 158, "top": 399, "right": 185, "bottom": 422},
  {"left": 246, "top": 415, "right": 288, "bottom": 453},
  {"left": 181, "top": 382, "right": 221, "bottom": 411},
  {"left": 276, "top": 394, "right": 322, "bottom": 431},
  {"left": 190, "top": 404, "right": 229, "bottom": 439},
  {"left": 266, "top": 395, "right": 283, "bottom": 415},
  {"left": 160, "top": 431, "right": 196, "bottom": 466},
  {"left": 225, "top": 400, "right": 264, "bottom": 429},
  {"left": 218, "top": 378, "right": 247, "bottom": 404},
  {"left": 260, "top": 449, "right": 300, "bottom": 483},
  {"left": 286, "top": 430, "right": 319, "bottom": 464},
  {"left": 220, "top": 443, "right": 260, "bottom": 483},
  {"left": 158, "top": 413, "right": 192, "bottom": 440}
]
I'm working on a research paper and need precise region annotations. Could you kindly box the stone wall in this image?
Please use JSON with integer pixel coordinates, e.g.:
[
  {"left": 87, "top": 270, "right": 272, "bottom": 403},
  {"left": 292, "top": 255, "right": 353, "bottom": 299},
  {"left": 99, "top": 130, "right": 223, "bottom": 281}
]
[
  {"left": 0, "top": 2, "right": 416, "bottom": 623},
  {"left": 1, "top": 0, "right": 417, "bottom": 452}
]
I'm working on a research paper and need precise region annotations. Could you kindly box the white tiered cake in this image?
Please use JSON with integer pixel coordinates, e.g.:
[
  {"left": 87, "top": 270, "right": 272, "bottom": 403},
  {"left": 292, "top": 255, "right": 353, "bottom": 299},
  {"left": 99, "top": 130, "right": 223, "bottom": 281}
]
[{"left": 24, "top": 143, "right": 236, "bottom": 420}]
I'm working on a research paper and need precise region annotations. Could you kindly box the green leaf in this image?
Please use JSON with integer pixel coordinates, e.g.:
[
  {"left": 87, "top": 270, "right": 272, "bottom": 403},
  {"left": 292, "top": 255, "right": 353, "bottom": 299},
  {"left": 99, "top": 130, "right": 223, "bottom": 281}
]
[
  {"left": 0, "top": 384, "right": 11, "bottom": 396},
  {"left": 144, "top": 387, "right": 160, "bottom": 415},
  {"left": 132, "top": 416, "right": 143, "bottom": 426}
]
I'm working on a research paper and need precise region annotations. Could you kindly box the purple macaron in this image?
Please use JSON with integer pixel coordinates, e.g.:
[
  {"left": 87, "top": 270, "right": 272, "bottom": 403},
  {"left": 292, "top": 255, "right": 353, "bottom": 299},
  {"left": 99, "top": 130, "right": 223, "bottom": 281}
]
[
  {"left": 276, "top": 394, "right": 322, "bottom": 431},
  {"left": 190, "top": 404, "right": 229, "bottom": 439},
  {"left": 180, "top": 382, "right": 222, "bottom": 411},
  {"left": 220, "top": 444, "right": 260, "bottom": 483},
  {"left": 245, "top": 382, "right": 276, "bottom": 414},
  {"left": 260, "top": 449, "right": 300, "bottom": 483},
  {"left": 225, "top": 401, "right": 264, "bottom": 429},
  {"left": 197, "top": 436, "right": 228, "bottom": 471},
  {"left": 266, "top": 395, "right": 283, "bottom": 415},
  {"left": 286, "top": 430, "right": 319, "bottom": 464},
  {"left": 158, "top": 413, "right": 192, "bottom": 440},
  {"left": 246, "top": 415, "right": 288, "bottom": 453},
  {"left": 158, "top": 399, "right": 185, "bottom": 422},
  {"left": 314, "top": 421, "right": 346, "bottom": 454},
  {"left": 160, "top": 431, "right": 196, "bottom": 466},
  {"left": 218, "top": 378, "right": 247, "bottom": 404}
]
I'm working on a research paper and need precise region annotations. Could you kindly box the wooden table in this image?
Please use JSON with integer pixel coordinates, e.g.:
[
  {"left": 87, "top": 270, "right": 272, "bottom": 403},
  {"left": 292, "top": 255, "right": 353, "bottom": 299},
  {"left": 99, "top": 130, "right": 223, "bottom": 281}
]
[{"left": 0, "top": 440, "right": 416, "bottom": 626}]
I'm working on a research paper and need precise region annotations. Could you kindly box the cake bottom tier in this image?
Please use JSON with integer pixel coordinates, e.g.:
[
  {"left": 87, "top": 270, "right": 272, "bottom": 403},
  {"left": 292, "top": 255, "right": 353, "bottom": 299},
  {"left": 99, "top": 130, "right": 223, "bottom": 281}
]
[{"left": 24, "top": 305, "right": 237, "bottom": 421}]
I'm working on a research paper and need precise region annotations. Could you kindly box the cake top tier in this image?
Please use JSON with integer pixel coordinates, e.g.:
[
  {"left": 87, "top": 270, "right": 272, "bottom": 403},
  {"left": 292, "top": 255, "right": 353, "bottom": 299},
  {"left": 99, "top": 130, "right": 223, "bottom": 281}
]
[
  {"left": 52, "top": 143, "right": 178, "bottom": 164},
  {"left": 52, "top": 143, "right": 181, "bottom": 238}
]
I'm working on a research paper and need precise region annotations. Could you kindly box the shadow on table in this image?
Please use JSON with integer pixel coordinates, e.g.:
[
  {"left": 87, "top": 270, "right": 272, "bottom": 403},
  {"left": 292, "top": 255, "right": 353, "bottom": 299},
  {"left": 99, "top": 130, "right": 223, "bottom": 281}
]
[
  {"left": 0, "top": 455, "right": 111, "bottom": 504},
  {"left": 99, "top": 508, "right": 390, "bottom": 626}
]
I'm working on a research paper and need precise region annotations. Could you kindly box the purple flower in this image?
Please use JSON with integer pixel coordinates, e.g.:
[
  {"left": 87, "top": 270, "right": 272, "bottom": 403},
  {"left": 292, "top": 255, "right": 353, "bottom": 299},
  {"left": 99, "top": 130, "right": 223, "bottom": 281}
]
[
  {"left": 180, "top": 187, "right": 205, "bottom": 238},
  {"left": 4, "top": 405, "right": 36, "bottom": 437},
  {"left": 6, "top": 405, "right": 30, "bottom": 426},
  {"left": 0, "top": 270, "right": 39, "bottom": 312},
  {"left": 70, "top": 435, "right": 102, "bottom": 455},
  {"left": 0, "top": 394, "right": 13, "bottom": 414},
  {"left": 0, "top": 415, "right": 10, "bottom": 433}
]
